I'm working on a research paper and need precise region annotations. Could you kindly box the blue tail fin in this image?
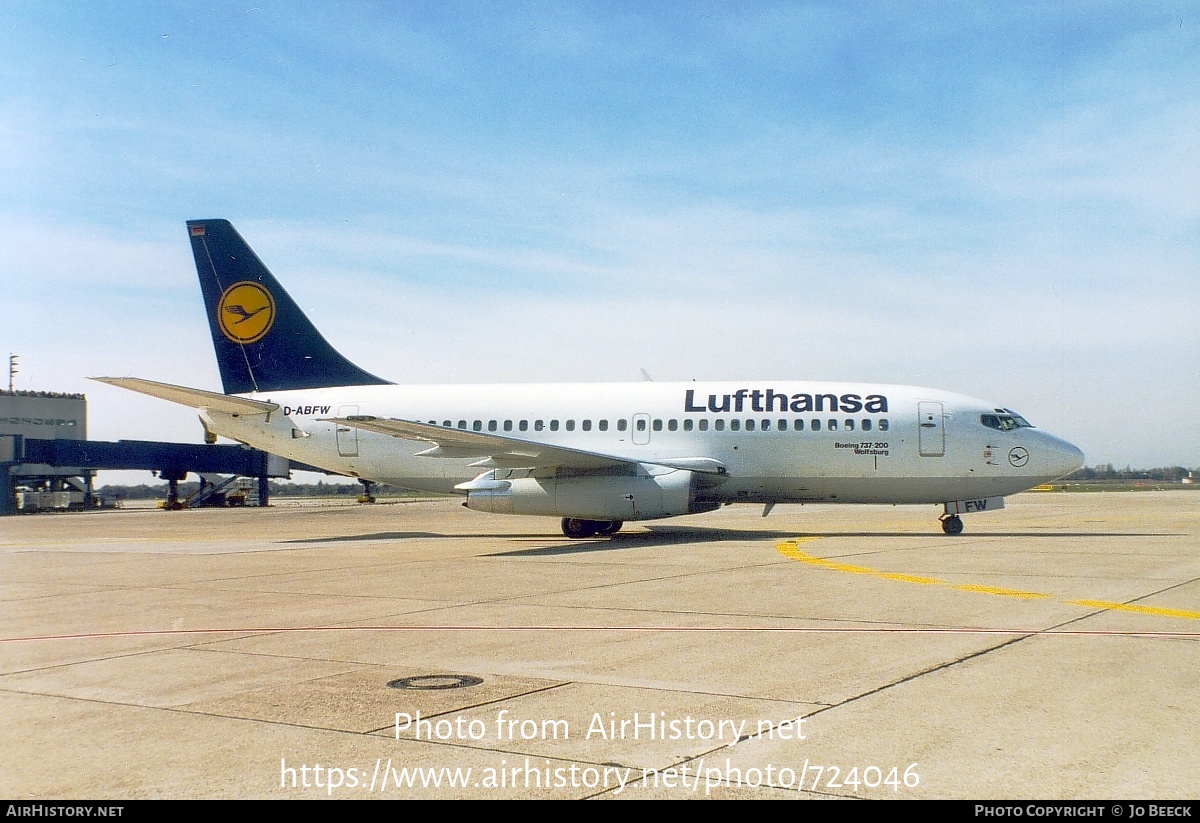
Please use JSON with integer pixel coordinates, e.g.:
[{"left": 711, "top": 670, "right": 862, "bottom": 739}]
[{"left": 187, "top": 220, "right": 390, "bottom": 395}]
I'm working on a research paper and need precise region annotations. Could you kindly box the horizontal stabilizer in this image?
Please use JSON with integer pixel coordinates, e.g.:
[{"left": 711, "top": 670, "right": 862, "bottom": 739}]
[{"left": 90, "top": 377, "right": 279, "bottom": 415}]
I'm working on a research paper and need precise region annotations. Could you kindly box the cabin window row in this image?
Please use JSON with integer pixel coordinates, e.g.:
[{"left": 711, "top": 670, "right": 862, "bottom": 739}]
[{"left": 429, "top": 418, "right": 890, "bottom": 433}]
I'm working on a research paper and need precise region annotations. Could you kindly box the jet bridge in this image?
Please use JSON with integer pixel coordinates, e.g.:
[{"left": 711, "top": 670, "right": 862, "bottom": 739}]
[{"left": 1, "top": 435, "right": 292, "bottom": 515}]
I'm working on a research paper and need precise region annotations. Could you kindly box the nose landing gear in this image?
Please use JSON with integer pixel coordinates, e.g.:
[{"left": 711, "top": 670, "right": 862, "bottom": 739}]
[{"left": 939, "top": 514, "right": 964, "bottom": 535}]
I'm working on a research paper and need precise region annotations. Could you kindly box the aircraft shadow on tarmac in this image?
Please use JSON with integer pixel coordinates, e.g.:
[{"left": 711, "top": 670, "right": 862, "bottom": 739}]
[
  {"left": 280, "top": 532, "right": 447, "bottom": 544},
  {"left": 278, "top": 526, "right": 1174, "bottom": 554},
  {"left": 481, "top": 526, "right": 1174, "bottom": 557}
]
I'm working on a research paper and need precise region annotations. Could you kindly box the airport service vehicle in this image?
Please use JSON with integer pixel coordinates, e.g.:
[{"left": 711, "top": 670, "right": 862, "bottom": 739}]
[{"left": 97, "top": 220, "right": 1085, "bottom": 537}]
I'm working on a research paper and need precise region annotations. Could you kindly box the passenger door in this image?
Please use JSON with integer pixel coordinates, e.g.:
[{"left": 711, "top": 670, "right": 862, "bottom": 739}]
[
  {"left": 336, "top": 404, "right": 360, "bottom": 457},
  {"left": 918, "top": 401, "right": 945, "bottom": 457}
]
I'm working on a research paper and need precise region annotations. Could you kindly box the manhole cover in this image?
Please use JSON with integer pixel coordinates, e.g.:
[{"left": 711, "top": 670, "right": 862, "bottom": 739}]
[{"left": 388, "top": 674, "right": 483, "bottom": 690}]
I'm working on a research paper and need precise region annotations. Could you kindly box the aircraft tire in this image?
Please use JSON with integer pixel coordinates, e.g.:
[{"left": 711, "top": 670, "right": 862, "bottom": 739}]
[
  {"left": 941, "top": 515, "right": 964, "bottom": 535},
  {"left": 595, "top": 520, "right": 623, "bottom": 536},
  {"left": 561, "top": 518, "right": 599, "bottom": 539}
]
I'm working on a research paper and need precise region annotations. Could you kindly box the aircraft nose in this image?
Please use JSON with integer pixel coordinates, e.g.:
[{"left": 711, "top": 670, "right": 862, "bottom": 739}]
[{"left": 1047, "top": 437, "right": 1085, "bottom": 479}]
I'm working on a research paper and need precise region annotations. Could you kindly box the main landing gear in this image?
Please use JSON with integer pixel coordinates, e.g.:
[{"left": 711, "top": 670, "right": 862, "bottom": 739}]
[
  {"left": 561, "top": 517, "right": 623, "bottom": 539},
  {"left": 940, "top": 514, "right": 964, "bottom": 535}
]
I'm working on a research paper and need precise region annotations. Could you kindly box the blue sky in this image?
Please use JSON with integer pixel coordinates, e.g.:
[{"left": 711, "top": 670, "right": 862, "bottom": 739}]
[{"left": 1, "top": 2, "right": 1196, "bottom": 473}]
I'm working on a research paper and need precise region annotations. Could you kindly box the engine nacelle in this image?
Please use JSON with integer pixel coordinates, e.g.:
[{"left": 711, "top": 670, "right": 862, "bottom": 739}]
[{"left": 461, "top": 468, "right": 719, "bottom": 521}]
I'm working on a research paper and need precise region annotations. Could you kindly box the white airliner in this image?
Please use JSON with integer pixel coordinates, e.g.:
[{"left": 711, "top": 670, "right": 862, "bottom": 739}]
[{"left": 96, "top": 220, "right": 1085, "bottom": 538}]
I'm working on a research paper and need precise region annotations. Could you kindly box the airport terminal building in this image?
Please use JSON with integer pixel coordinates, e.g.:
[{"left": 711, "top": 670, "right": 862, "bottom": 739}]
[{"left": 0, "top": 389, "right": 92, "bottom": 511}]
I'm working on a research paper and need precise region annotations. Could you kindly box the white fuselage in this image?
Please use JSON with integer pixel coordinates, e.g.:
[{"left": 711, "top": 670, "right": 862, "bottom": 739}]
[{"left": 200, "top": 381, "right": 1084, "bottom": 507}]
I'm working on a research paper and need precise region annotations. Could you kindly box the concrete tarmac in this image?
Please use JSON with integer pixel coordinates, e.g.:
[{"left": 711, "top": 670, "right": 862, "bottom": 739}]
[{"left": 1, "top": 492, "right": 1197, "bottom": 799}]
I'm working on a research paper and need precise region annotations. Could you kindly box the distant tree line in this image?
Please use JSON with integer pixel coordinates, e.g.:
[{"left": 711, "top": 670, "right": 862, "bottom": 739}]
[{"left": 1064, "top": 465, "right": 1194, "bottom": 482}]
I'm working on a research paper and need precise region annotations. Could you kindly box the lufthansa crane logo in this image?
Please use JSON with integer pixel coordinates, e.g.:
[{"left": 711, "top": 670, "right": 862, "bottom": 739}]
[
  {"left": 217, "top": 281, "right": 276, "bottom": 344},
  {"left": 1008, "top": 446, "right": 1029, "bottom": 468}
]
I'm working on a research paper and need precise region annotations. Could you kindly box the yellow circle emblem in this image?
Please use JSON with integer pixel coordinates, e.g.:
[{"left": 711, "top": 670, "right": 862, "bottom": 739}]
[{"left": 217, "top": 281, "right": 276, "bottom": 344}]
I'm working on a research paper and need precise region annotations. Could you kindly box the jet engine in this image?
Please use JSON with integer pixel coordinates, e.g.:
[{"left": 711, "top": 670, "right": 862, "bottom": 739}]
[{"left": 459, "top": 467, "right": 721, "bottom": 521}]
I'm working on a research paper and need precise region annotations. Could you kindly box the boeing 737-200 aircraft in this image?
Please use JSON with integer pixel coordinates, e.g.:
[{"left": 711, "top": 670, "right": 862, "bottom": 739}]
[{"left": 96, "top": 219, "right": 1085, "bottom": 537}]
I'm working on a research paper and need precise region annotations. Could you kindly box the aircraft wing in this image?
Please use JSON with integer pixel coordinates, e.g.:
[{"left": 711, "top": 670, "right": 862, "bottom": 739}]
[
  {"left": 321, "top": 415, "right": 727, "bottom": 475},
  {"left": 91, "top": 377, "right": 280, "bottom": 415}
]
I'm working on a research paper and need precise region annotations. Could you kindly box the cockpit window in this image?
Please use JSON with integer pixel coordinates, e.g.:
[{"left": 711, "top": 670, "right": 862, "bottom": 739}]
[
  {"left": 1003, "top": 409, "right": 1033, "bottom": 428},
  {"left": 981, "top": 411, "right": 1034, "bottom": 431}
]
